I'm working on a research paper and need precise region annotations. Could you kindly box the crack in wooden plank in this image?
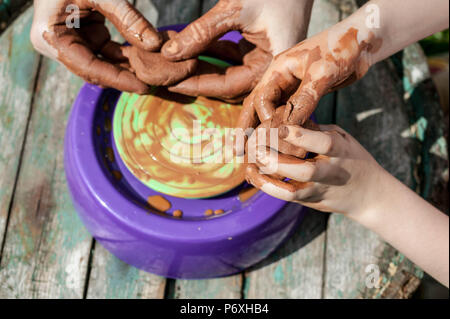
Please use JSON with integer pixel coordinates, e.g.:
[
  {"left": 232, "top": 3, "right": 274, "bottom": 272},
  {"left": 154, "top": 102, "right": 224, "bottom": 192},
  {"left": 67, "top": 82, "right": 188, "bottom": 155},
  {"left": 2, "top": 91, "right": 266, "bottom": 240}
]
[{"left": 0, "top": 55, "right": 42, "bottom": 266}]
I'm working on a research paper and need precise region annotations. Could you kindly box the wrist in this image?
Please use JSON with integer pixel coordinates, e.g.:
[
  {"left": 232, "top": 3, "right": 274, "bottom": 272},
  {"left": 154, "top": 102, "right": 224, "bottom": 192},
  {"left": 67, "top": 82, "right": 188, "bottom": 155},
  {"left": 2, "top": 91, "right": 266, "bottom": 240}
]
[
  {"left": 329, "top": 4, "right": 385, "bottom": 68},
  {"left": 346, "top": 165, "right": 395, "bottom": 226},
  {"left": 350, "top": 169, "right": 410, "bottom": 233}
]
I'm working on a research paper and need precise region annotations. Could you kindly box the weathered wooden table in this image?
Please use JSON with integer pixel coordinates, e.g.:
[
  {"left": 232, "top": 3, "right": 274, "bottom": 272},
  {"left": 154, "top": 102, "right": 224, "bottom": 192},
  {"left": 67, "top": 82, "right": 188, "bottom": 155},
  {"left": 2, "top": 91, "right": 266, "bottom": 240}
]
[{"left": 0, "top": 0, "right": 447, "bottom": 298}]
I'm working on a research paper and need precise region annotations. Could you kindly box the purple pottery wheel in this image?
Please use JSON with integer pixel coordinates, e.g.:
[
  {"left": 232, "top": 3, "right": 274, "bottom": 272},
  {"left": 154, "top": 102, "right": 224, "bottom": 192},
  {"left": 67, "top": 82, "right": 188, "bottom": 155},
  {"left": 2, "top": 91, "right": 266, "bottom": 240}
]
[{"left": 64, "top": 25, "right": 308, "bottom": 279}]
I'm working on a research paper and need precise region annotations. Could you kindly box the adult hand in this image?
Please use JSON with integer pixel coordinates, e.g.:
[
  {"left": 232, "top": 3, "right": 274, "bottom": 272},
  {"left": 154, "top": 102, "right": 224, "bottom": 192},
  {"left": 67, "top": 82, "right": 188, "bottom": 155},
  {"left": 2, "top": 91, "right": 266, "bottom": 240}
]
[
  {"left": 160, "top": 0, "right": 314, "bottom": 102},
  {"left": 122, "top": 31, "right": 198, "bottom": 87},
  {"left": 31, "top": 0, "right": 162, "bottom": 93}
]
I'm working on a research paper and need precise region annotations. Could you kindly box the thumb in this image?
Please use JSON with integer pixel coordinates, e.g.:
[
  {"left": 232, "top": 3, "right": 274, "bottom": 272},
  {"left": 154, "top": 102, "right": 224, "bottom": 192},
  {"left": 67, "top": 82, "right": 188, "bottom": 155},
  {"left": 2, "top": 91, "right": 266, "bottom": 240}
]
[
  {"left": 91, "top": 0, "right": 162, "bottom": 51},
  {"left": 161, "top": 2, "right": 239, "bottom": 61}
]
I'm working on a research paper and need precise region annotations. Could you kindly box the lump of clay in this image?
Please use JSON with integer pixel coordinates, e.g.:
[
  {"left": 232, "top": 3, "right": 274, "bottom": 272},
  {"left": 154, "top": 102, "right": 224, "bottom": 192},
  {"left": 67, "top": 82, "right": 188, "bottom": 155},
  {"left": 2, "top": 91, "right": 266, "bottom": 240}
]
[
  {"left": 121, "top": 30, "right": 198, "bottom": 87},
  {"left": 122, "top": 46, "right": 198, "bottom": 86},
  {"left": 168, "top": 45, "right": 271, "bottom": 104}
]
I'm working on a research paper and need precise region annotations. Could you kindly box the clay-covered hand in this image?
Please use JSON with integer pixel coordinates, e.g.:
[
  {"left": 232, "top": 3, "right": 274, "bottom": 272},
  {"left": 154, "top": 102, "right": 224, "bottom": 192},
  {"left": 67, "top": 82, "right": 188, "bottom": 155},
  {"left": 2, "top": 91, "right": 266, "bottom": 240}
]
[
  {"left": 237, "top": 25, "right": 382, "bottom": 150},
  {"left": 246, "top": 124, "right": 387, "bottom": 217},
  {"left": 30, "top": 0, "right": 162, "bottom": 93},
  {"left": 244, "top": 105, "right": 318, "bottom": 160},
  {"left": 122, "top": 31, "right": 198, "bottom": 87},
  {"left": 160, "top": 0, "right": 314, "bottom": 101}
]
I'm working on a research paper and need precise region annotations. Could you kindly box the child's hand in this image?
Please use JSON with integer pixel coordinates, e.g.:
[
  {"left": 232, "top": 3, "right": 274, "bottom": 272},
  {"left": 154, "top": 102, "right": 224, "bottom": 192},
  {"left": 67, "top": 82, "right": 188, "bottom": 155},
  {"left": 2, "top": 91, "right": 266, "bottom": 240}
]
[
  {"left": 160, "top": 0, "right": 314, "bottom": 102},
  {"left": 245, "top": 124, "right": 387, "bottom": 218},
  {"left": 236, "top": 26, "right": 380, "bottom": 143},
  {"left": 31, "top": 0, "right": 162, "bottom": 93},
  {"left": 236, "top": 0, "right": 448, "bottom": 149}
]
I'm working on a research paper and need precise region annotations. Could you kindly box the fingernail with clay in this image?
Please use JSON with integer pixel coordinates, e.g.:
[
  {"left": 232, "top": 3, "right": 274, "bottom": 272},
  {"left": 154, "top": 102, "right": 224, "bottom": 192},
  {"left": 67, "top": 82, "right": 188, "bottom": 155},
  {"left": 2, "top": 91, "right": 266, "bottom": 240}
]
[
  {"left": 278, "top": 125, "right": 290, "bottom": 139},
  {"left": 142, "top": 30, "right": 163, "bottom": 51},
  {"left": 162, "top": 40, "right": 181, "bottom": 58}
]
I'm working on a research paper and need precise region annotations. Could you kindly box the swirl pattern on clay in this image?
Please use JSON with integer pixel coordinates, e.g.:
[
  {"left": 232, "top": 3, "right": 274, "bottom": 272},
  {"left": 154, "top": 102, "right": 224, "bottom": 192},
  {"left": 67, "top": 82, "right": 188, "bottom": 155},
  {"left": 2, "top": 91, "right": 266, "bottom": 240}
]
[{"left": 113, "top": 88, "right": 246, "bottom": 198}]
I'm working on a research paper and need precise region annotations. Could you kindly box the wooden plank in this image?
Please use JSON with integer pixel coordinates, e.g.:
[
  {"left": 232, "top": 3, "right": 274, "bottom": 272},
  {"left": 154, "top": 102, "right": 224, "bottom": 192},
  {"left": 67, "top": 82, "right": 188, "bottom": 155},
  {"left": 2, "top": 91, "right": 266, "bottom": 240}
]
[
  {"left": 0, "top": 39, "right": 94, "bottom": 297},
  {"left": 151, "top": 0, "right": 202, "bottom": 27},
  {"left": 173, "top": 276, "right": 242, "bottom": 299},
  {"left": 244, "top": 0, "right": 340, "bottom": 299},
  {"left": 0, "top": 6, "right": 40, "bottom": 271},
  {"left": 84, "top": 0, "right": 166, "bottom": 299},
  {"left": 244, "top": 207, "right": 328, "bottom": 299},
  {"left": 326, "top": 57, "right": 423, "bottom": 299},
  {"left": 86, "top": 244, "right": 166, "bottom": 298},
  {"left": 401, "top": 44, "right": 448, "bottom": 214}
]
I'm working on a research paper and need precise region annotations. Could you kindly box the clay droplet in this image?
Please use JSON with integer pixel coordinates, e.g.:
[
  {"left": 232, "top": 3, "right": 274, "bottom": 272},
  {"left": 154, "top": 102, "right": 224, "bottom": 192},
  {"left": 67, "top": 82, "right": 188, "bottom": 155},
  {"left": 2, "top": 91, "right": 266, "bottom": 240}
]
[
  {"left": 105, "top": 147, "right": 115, "bottom": 163},
  {"left": 214, "top": 209, "right": 224, "bottom": 215},
  {"left": 147, "top": 195, "right": 172, "bottom": 212},
  {"left": 173, "top": 210, "right": 183, "bottom": 218},
  {"left": 238, "top": 187, "right": 259, "bottom": 202},
  {"left": 204, "top": 209, "right": 213, "bottom": 216}
]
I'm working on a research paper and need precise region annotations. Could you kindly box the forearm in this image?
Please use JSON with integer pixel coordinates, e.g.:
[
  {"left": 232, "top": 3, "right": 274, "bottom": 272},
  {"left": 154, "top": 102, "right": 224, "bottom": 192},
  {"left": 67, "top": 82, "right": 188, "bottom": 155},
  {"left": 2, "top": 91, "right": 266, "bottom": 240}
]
[
  {"left": 331, "top": 0, "right": 449, "bottom": 65},
  {"left": 355, "top": 170, "right": 449, "bottom": 287}
]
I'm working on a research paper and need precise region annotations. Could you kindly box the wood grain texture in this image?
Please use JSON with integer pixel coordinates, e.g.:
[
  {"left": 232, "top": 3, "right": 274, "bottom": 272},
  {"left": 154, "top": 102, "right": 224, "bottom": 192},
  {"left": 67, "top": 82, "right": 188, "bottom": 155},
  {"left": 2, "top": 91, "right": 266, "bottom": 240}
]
[
  {"left": 84, "top": 0, "right": 167, "bottom": 299},
  {"left": 244, "top": 207, "right": 329, "bottom": 299},
  {"left": 243, "top": 0, "right": 340, "bottom": 299},
  {"left": 0, "top": 6, "right": 40, "bottom": 266},
  {"left": 173, "top": 276, "right": 242, "bottom": 299},
  {"left": 400, "top": 44, "right": 448, "bottom": 214},
  {"left": 86, "top": 243, "right": 166, "bottom": 299},
  {"left": 0, "top": 48, "right": 93, "bottom": 298}
]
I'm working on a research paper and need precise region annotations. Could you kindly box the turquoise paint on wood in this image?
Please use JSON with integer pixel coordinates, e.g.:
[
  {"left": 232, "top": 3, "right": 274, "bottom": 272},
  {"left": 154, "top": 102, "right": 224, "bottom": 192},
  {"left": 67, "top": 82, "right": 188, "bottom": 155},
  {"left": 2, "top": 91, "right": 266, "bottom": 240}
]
[
  {"left": 0, "top": 6, "right": 40, "bottom": 260},
  {"left": 83, "top": 0, "right": 167, "bottom": 299},
  {"left": 86, "top": 244, "right": 166, "bottom": 299},
  {"left": 0, "top": 53, "right": 93, "bottom": 298}
]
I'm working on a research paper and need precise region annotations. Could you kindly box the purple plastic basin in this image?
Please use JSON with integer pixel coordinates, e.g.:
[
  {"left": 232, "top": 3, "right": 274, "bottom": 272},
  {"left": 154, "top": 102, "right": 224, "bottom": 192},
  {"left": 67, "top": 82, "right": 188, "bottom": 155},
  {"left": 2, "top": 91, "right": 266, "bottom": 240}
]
[{"left": 64, "top": 26, "right": 308, "bottom": 279}]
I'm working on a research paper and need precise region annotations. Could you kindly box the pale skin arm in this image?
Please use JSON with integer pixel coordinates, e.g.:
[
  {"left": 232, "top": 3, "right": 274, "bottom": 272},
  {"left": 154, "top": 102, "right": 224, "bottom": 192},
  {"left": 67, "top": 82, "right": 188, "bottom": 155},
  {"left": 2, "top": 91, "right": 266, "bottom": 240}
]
[
  {"left": 237, "top": 0, "right": 449, "bottom": 146},
  {"left": 246, "top": 124, "right": 449, "bottom": 287},
  {"left": 359, "top": 170, "right": 449, "bottom": 288},
  {"left": 338, "top": 0, "right": 450, "bottom": 65}
]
